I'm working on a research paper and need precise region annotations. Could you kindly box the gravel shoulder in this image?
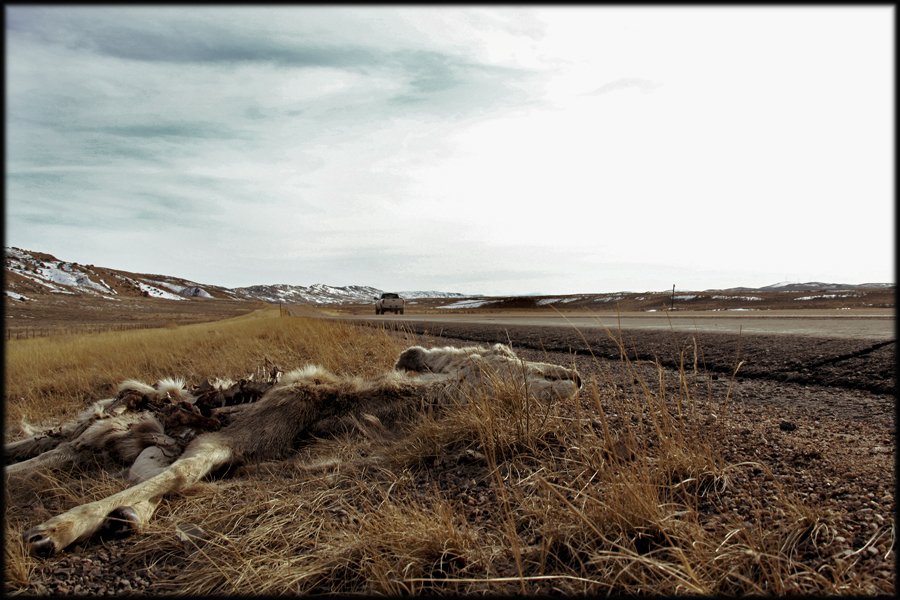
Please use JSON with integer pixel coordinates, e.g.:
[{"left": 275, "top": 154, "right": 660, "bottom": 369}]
[{"left": 385, "top": 321, "right": 896, "bottom": 590}]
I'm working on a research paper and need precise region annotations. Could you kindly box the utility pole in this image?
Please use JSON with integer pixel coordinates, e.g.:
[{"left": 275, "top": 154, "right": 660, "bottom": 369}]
[{"left": 671, "top": 284, "right": 675, "bottom": 311}]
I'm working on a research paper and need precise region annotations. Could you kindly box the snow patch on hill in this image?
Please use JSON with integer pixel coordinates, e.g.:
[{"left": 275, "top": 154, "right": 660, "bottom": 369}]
[
  {"left": 145, "top": 279, "right": 214, "bottom": 299},
  {"left": 133, "top": 281, "right": 186, "bottom": 300},
  {"left": 399, "top": 291, "right": 470, "bottom": 300},
  {"left": 5, "top": 247, "right": 225, "bottom": 301},
  {"left": 436, "top": 299, "right": 499, "bottom": 309}
]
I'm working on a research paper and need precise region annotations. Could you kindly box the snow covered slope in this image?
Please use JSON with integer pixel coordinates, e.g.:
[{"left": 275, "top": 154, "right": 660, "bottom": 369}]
[
  {"left": 5, "top": 247, "right": 243, "bottom": 302},
  {"left": 4, "top": 247, "right": 469, "bottom": 305}
]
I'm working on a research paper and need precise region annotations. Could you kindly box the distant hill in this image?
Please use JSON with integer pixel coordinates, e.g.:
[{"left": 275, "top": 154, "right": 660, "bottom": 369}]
[
  {"left": 707, "top": 282, "right": 895, "bottom": 293},
  {"left": 5, "top": 247, "right": 892, "bottom": 307},
  {"left": 4, "top": 247, "right": 468, "bottom": 305},
  {"left": 233, "top": 283, "right": 468, "bottom": 304}
]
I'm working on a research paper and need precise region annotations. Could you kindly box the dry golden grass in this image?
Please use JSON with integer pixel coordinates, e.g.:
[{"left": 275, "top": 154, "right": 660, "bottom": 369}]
[
  {"left": 4, "top": 313, "right": 891, "bottom": 595},
  {"left": 4, "top": 309, "right": 413, "bottom": 428}
]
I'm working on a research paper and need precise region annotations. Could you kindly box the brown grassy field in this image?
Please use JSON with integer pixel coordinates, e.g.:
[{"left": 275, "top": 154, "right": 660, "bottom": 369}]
[
  {"left": 330, "top": 286, "right": 895, "bottom": 315},
  {"left": 4, "top": 294, "right": 264, "bottom": 340},
  {"left": 4, "top": 311, "right": 894, "bottom": 595}
]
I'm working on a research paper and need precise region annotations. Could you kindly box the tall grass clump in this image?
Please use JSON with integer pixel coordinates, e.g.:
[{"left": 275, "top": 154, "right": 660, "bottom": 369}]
[{"left": 4, "top": 309, "right": 412, "bottom": 430}]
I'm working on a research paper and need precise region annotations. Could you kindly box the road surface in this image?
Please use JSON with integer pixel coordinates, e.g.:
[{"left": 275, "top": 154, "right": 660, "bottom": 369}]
[{"left": 295, "top": 308, "right": 895, "bottom": 341}]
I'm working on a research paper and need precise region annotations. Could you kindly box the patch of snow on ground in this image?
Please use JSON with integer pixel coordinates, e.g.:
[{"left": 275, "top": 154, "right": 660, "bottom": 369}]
[
  {"left": 147, "top": 280, "right": 214, "bottom": 298},
  {"left": 135, "top": 281, "right": 186, "bottom": 300},
  {"left": 11, "top": 271, "right": 59, "bottom": 290},
  {"left": 91, "top": 275, "right": 117, "bottom": 294},
  {"left": 6, "top": 247, "right": 27, "bottom": 260},
  {"left": 39, "top": 264, "right": 109, "bottom": 294},
  {"left": 6, "top": 291, "right": 33, "bottom": 301},
  {"left": 436, "top": 299, "right": 497, "bottom": 309},
  {"left": 19, "top": 261, "right": 113, "bottom": 295},
  {"left": 793, "top": 294, "right": 856, "bottom": 301},
  {"left": 712, "top": 295, "right": 763, "bottom": 301},
  {"left": 537, "top": 296, "right": 585, "bottom": 305}
]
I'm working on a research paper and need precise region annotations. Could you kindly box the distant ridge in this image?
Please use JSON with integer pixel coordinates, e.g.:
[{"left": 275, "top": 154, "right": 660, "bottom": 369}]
[
  {"left": 4, "top": 247, "right": 469, "bottom": 305},
  {"left": 5, "top": 247, "right": 893, "bottom": 305},
  {"left": 707, "top": 282, "right": 895, "bottom": 293},
  {"left": 232, "top": 283, "right": 469, "bottom": 304}
]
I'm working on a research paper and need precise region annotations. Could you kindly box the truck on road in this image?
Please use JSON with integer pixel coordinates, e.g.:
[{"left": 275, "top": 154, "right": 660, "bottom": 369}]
[{"left": 374, "top": 293, "right": 405, "bottom": 315}]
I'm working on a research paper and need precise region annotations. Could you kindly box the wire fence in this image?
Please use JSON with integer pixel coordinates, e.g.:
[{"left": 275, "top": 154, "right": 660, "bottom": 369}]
[{"left": 6, "top": 322, "right": 163, "bottom": 340}]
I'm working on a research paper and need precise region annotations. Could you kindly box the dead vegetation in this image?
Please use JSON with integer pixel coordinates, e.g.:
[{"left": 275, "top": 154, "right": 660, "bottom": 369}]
[{"left": 4, "top": 313, "right": 894, "bottom": 595}]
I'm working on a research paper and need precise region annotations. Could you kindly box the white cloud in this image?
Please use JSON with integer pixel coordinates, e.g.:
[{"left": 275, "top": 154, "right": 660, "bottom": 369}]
[{"left": 5, "top": 6, "right": 894, "bottom": 295}]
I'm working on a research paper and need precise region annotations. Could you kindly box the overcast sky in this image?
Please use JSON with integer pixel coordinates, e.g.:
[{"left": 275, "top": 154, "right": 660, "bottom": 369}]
[{"left": 5, "top": 6, "right": 895, "bottom": 295}]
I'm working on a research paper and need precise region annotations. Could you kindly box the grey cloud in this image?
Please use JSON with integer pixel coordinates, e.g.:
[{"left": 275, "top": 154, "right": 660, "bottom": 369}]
[
  {"left": 90, "top": 32, "right": 378, "bottom": 69},
  {"left": 245, "top": 107, "right": 267, "bottom": 120},
  {"left": 7, "top": 6, "right": 544, "bottom": 158},
  {"left": 8, "top": 126, "right": 175, "bottom": 167},
  {"left": 97, "top": 123, "right": 243, "bottom": 140},
  {"left": 9, "top": 7, "right": 384, "bottom": 69},
  {"left": 6, "top": 190, "right": 121, "bottom": 229},
  {"left": 7, "top": 165, "right": 228, "bottom": 226},
  {"left": 5, "top": 170, "right": 66, "bottom": 188},
  {"left": 397, "top": 50, "right": 467, "bottom": 94},
  {"left": 9, "top": 7, "right": 535, "bottom": 105}
]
